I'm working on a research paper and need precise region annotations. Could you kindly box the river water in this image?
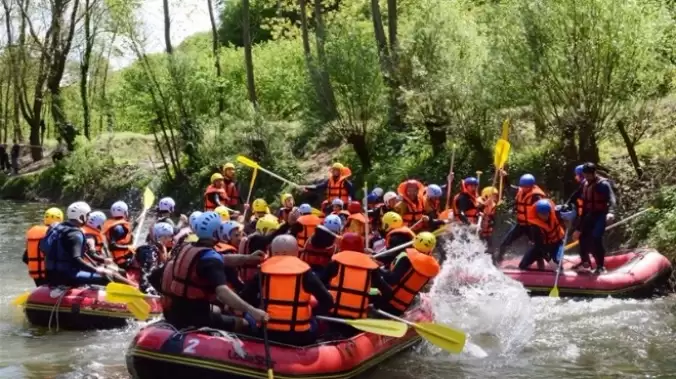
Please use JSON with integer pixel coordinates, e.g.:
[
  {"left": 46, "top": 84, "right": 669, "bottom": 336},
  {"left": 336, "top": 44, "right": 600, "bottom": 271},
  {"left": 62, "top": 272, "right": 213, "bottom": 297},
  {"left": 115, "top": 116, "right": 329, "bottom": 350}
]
[{"left": 1, "top": 200, "right": 675, "bottom": 379}]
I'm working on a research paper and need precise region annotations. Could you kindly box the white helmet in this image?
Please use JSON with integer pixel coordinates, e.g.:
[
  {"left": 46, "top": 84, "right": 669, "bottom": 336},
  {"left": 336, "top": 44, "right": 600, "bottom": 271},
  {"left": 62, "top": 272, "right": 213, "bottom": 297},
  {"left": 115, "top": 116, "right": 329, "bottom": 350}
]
[
  {"left": 86, "top": 211, "right": 107, "bottom": 230},
  {"left": 189, "top": 211, "right": 203, "bottom": 231},
  {"left": 158, "top": 197, "right": 176, "bottom": 213},
  {"left": 67, "top": 201, "right": 92, "bottom": 225},
  {"left": 110, "top": 201, "right": 129, "bottom": 218},
  {"left": 153, "top": 222, "right": 175, "bottom": 239},
  {"left": 384, "top": 191, "right": 398, "bottom": 203}
]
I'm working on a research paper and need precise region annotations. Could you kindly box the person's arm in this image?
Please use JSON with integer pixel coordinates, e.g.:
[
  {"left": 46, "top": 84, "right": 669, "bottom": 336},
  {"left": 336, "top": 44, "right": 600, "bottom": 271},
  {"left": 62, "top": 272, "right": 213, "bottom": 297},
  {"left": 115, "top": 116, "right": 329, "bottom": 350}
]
[
  {"left": 565, "top": 186, "right": 583, "bottom": 207},
  {"left": 370, "top": 270, "right": 393, "bottom": 298},
  {"left": 198, "top": 252, "right": 259, "bottom": 314},
  {"left": 222, "top": 252, "right": 264, "bottom": 267},
  {"left": 22, "top": 249, "right": 28, "bottom": 265},
  {"left": 599, "top": 181, "right": 617, "bottom": 214},
  {"left": 109, "top": 225, "right": 131, "bottom": 250},
  {"left": 303, "top": 271, "right": 334, "bottom": 316},
  {"left": 456, "top": 195, "right": 472, "bottom": 225},
  {"left": 65, "top": 230, "right": 99, "bottom": 273},
  {"left": 207, "top": 192, "right": 222, "bottom": 207},
  {"left": 224, "top": 266, "right": 245, "bottom": 292},
  {"left": 344, "top": 180, "right": 355, "bottom": 200},
  {"left": 309, "top": 179, "right": 329, "bottom": 192},
  {"left": 379, "top": 257, "right": 411, "bottom": 285},
  {"left": 320, "top": 261, "right": 338, "bottom": 284}
]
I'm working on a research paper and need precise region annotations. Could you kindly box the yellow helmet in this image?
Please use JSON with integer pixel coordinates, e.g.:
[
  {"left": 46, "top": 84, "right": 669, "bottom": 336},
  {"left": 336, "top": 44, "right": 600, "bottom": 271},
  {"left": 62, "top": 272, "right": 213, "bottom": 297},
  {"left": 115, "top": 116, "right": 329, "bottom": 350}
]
[
  {"left": 256, "top": 215, "right": 279, "bottom": 233},
  {"left": 214, "top": 206, "right": 230, "bottom": 221},
  {"left": 382, "top": 212, "right": 403, "bottom": 231},
  {"left": 252, "top": 198, "right": 268, "bottom": 213},
  {"left": 210, "top": 173, "right": 224, "bottom": 184},
  {"left": 481, "top": 186, "right": 498, "bottom": 198},
  {"left": 43, "top": 207, "right": 64, "bottom": 225},
  {"left": 331, "top": 163, "right": 344, "bottom": 170},
  {"left": 222, "top": 162, "right": 235, "bottom": 170},
  {"left": 413, "top": 232, "right": 437, "bottom": 254},
  {"left": 281, "top": 193, "right": 293, "bottom": 204}
]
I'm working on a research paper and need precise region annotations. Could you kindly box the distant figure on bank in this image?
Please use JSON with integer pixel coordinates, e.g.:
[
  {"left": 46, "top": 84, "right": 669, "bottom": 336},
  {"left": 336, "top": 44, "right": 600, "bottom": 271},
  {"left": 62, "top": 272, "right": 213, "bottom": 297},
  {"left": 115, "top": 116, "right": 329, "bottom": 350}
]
[
  {"left": 53, "top": 138, "right": 66, "bottom": 163},
  {"left": 10, "top": 142, "right": 20, "bottom": 174},
  {"left": 0, "top": 144, "right": 9, "bottom": 172}
]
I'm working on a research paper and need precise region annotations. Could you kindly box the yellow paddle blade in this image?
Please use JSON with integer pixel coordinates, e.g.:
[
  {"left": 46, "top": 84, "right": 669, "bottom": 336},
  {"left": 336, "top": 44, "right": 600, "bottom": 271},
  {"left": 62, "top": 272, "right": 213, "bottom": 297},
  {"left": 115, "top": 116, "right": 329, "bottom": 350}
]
[
  {"left": 105, "top": 291, "right": 132, "bottom": 304},
  {"left": 237, "top": 155, "right": 260, "bottom": 169},
  {"left": 143, "top": 187, "right": 155, "bottom": 211},
  {"left": 413, "top": 322, "right": 467, "bottom": 354},
  {"left": 105, "top": 282, "right": 148, "bottom": 300},
  {"left": 126, "top": 298, "right": 151, "bottom": 321},
  {"left": 493, "top": 139, "right": 511, "bottom": 169},
  {"left": 500, "top": 118, "right": 510, "bottom": 140},
  {"left": 311, "top": 208, "right": 324, "bottom": 216},
  {"left": 343, "top": 318, "right": 408, "bottom": 338},
  {"left": 267, "top": 368, "right": 274, "bottom": 379},
  {"left": 12, "top": 291, "right": 30, "bottom": 306},
  {"left": 549, "top": 286, "right": 560, "bottom": 298}
]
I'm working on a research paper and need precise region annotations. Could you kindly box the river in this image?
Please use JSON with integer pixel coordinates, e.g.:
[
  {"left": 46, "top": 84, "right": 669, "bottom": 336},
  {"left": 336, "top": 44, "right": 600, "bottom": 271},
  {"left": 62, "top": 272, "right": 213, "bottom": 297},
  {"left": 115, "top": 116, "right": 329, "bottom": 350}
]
[{"left": 1, "top": 200, "right": 675, "bottom": 379}]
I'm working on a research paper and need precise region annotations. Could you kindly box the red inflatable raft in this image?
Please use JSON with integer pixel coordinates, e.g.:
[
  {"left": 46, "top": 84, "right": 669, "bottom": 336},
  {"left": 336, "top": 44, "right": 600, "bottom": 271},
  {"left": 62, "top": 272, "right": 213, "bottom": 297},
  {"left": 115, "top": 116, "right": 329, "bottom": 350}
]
[
  {"left": 126, "top": 299, "right": 433, "bottom": 379},
  {"left": 25, "top": 285, "right": 162, "bottom": 330},
  {"left": 499, "top": 248, "right": 673, "bottom": 298}
]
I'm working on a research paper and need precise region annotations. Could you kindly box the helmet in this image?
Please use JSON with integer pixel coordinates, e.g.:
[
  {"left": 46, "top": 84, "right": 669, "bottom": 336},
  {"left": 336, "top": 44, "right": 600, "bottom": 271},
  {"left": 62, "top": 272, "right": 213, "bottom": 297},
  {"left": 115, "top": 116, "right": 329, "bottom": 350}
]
[
  {"left": 67, "top": 201, "right": 92, "bottom": 224},
  {"left": 331, "top": 198, "right": 344, "bottom": 207},
  {"left": 219, "top": 221, "right": 243, "bottom": 241},
  {"left": 382, "top": 212, "right": 403, "bottom": 231},
  {"left": 86, "top": 211, "right": 107, "bottom": 229},
  {"left": 323, "top": 215, "right": 343, "bottom": 234},
  {"left": 281, "top": 193, "right": 293, "bottom": 204},
  {"left": 189, "top": 211, "right": 203, "bottom": 230},
  {"left": 270, "top": 235, "right": 299, "bottom": 256},
  {"left": 110, "top": 201, "right": 129, "bottom": 218},
  {"left": 464, "top": 177, "right": 479, "bottom": 186},
  {"left": 153, "top": 222, "right": 175, "bottom": 239},
  {"left": 383, "top": 191, "right": 398, "bottom": 204},
  {"left": 256, "top": 215, "right": 280, "bottom": 233},
  {"left": 367, "top": 193, "right": 379, "bottom": 203},
  {"left": 158, "top": 197, "right": 176, "bottom": 213},
  {"left": 331, "top": 163, "right": 344, "bottom": 170},
  {"left": 214, "top": 206, "right": 230, "bottom": 221},
  {"left": 413, "top": 232, "right": 437, "bottom": 254},
  {"left": 574, "top": 164, "right": 584, "bottom": 177},
  {"left": 348, "top": 201, "right": 362, "bottom": 214},
  {"left": 298, "top": 203, "right": 312, "bottom": 215},
  {"left": 43, "top": 207, "right": 64, "bottom": 225},
  {"left": 222, "top": 162, "right": 235, "bottom": 170},
  {"left": 210, "top": 173, "right": 224, "bottom": 184},
  {"left": 481, "top": 186, "right": 498, "bottom": 198},
  {"left": 519, "top": 174, "right": 536, "bottom": 187},
  {"left": 582, "top": 162, "right": 597, "bottom": 174},
  {"left": 194, "top": 211, "right": 222, "bottom": 240},
  {"left": 535, "top": 199, "right": 552, "bottom": 214},
  {"left": 252, "top": 199, "right": 268, "bottom": 213},
  {"left": 426, "top": 184, "right": 443, "bottom": 198},
  {"left": 339, "top": 232, "right": 365, "bottom": 252},
  {"left": 372, "top": 188, "right": 384, "bottom": 197}
]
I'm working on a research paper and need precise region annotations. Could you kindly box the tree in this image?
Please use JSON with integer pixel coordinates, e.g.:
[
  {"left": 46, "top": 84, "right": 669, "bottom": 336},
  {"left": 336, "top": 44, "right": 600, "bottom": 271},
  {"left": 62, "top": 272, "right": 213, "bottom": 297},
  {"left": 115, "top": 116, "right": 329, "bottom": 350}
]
[
  {"left": 207, "top": 0, "right": 225, "bottom": 116},
  {"left": 243, "top": 0, "right": 258, "bottom": 106}
]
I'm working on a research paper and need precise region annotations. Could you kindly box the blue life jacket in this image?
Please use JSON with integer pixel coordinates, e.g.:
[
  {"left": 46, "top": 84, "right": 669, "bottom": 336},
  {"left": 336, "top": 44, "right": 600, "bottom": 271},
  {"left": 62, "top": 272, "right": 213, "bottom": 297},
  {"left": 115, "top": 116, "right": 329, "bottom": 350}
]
[{"left": 41, "top": 222, "right": 85, "bottom": 276}]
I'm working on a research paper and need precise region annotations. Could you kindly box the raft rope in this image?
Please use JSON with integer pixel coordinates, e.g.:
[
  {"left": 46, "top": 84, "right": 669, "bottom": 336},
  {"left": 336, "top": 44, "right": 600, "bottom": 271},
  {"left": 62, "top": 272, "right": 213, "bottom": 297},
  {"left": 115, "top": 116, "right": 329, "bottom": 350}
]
[
  {"left": 47, "top": 286, "right": 69, "bottom": 333},
  {"left": 152, "top": 321, "right": 247, "bottom": 358}
]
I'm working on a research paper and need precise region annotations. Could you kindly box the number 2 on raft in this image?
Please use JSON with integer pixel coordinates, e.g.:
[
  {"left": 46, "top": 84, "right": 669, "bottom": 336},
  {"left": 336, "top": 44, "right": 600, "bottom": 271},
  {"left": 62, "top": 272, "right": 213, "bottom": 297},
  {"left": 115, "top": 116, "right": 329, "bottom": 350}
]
[{"left": 183, "top": 339, "right": 200, "bottom": 354}]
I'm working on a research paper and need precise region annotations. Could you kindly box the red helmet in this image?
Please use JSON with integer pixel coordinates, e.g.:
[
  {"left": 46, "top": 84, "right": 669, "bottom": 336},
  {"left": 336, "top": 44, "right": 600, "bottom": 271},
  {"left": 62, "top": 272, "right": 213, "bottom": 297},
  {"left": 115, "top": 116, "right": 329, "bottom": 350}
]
[
  {"left": 348, "top": 201, "right": 362, "bottom": 214},
  {"left": 339, "top": 232, "right": 365, "bottom": 252}
]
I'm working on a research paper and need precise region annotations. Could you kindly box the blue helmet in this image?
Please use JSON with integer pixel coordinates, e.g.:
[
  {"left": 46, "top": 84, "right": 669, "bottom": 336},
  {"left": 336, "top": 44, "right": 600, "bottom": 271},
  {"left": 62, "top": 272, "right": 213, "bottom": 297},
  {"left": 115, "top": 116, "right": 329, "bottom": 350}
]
[
  {"left": 189, "top": 211, "right": 203, "bottom": 230},
  {"left": 153, "top": 222, "right": 175, "bottom": 239},
  {"left": 332, "top": 198, "right": 344, "bottom": 207},
  {"left": 464, "top": 177, "right": 478, "bottom": 186},
  {"left": 219, "top": 221, "right": 242, "bottom": 241},
  {"left": 298, "top": 203, "right": 312, "bottom": 215},
  {"left": 519, "top": 174, "right": 536, "bottom": 187},
  {"left": 194, "top": 211, "right": 221, "bottom": 240},
  {"left": 367, "top": 193, "right": 379, "bottom": 203},
  {"left": 574, "top": 165, "right": 584, "bottom": 177},
  {"left": 372, "top": 187, "right": 384, "bottom": 197},
  {"left": 535, "top": 199, "right": 551, "bottom": 214},
  {"left": 426, "top": 184, "right": 443, "bottom": 198},
  {"left": 323, "top": 214, "right": 343, "bottom": 233}
]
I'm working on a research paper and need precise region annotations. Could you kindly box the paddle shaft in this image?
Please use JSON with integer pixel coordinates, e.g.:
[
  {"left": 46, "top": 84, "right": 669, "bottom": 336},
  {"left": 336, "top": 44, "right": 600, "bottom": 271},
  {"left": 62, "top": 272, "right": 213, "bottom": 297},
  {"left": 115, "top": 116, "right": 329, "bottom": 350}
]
[
  {"left": 564, "top": 207, "right": 653, "bottom": 251},
  {"left": 242, "top": 167, "right": 258, "bottom": 222},
  {"left": 550, "top": 226, "right": 571, "bottom": 293},
  {"left": 364, "top": 182, "right": 369, "bottom": 250}
]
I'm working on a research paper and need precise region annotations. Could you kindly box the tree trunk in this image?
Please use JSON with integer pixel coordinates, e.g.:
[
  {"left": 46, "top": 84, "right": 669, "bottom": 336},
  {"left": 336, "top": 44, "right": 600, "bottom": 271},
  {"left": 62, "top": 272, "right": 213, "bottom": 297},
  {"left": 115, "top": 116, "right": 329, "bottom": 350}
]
[
  {"left": 162, "top": 0, "right": 173, "bottom": 55},
  {"left": 80, "top": 0, "right": 93, "bottom": 139},
  {"left": 347, "top": 133, "right": 372, "bottom": 171},
  {"left": 577, "top": 115, "right": 599, "bottom": 164},
  {"left": 424, "top": 120, "right": 447, "bottom": 156},
  {"left": 312, "top": 0, "right": 338, "bottom": 120},
  {"left": 386, "top": 0, "right": 397, "bottom": 66},
  {"left": 242, "top": 0, "right": 258, "bottom": 106},
  {"left": 12, "top": 90, "right": 23, "bottom": 142},
  {"left": 561, "top": 118, "right": 578, "bottom": 196},
  {"left": 207, "top": 0, "right": 225, "bottom": 115},
  {"left": 2, "top": 79, "right": 9, "bottom": 143},
  {"left": 616, "top": 119, "right": 643, "bottom": 179}
]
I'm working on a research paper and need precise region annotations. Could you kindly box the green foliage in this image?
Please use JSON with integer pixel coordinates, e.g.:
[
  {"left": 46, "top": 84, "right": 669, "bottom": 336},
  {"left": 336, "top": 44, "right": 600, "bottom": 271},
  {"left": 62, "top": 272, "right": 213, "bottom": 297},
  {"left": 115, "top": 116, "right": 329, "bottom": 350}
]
[
  {"left": 219, "top": 0, "right": 276, "bottom": 47},
  {"left": 629, "top": 186, "right": 676, "bottom": 258}
]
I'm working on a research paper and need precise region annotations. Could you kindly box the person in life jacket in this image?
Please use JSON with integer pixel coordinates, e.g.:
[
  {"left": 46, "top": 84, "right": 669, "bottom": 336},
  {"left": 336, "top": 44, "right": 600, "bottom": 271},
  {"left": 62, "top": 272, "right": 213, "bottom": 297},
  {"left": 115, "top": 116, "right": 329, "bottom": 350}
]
[
  {"left": 395, "top": 180, "right": 427, "bottom": 231},
  {"left": 276, "top": 193, "right": 295, "bottom": 224},
  {"left": 519, "top": 199, "right": 574, "bottom": 270},
  {"left": 240, "top": 235, "right": 334, "bottom": 346},
  {"left": 347, "top": 200, "right": 363, "bottom": 215},
  {"left": 82, "top": 211, "right": 109, "bottom": 265},
  {"left": 173, "top": 211, "right": 202, "bottom": 249},
  {"left": 214, "top": 206, "right": 231, "bottom": 223},
  {"left": 566, "top": 164, "right": 586, "bottom": 217},
  {"left": 374, "top": 212, "right": 416, "bottom": 266},
  {"left": 152, "top": 211, "right": 268, "bottom": 331},
  {"left": 241, "top": 215, "right": 290, "bottom": 282},
  {"left": 478, "top": 186, "right": 499, "bottom": 249},
  {"left": 204, "top": 173, "right": 229, "bottom": 211},
  {"left": 41, "top": 202, "right": 117, "bottom": 287},
  {"left": 494, "top": 173, "right": 547, "bottom": 264},
  {"left": 102, "top": 200, "right": 135, "bottom": 268},
  {"left": 23, "top": 207, "right": 63, "bottom": 286},
  {"left": 287, "top": 204, "right": 319, "bottom": 249},
  {"left": 453, "top": 176, "right": 482, "bottom": 228},
  {"left": 367, "top": 188, "right": 384, "bottom": 210},
  {"left": 569, "top": 163, "right": 617, "bottom": 274},
  {"left": 214, "top": 220, "right": 261, "bottom": 293},
  {"left": 377, "top": 232, "right": 441, "bottom": 316},
  {"left": 300, "top": 215, "right": 341, "bottom": 272},
  {"left": 221, "top": 162, "right": 243, "bottom": 209},
  {"left": 369, "top": 191, "right": 398, "bottom": 235},
  {"left": 345, "top": 212, "right": 368, "bottom": 236},
  {"left": 304, "top": 163, "right": 355, "bottom": 204},
  {"left": 423, "top": 184, "right": 448, "bottom": 231},
  {"left": 329, "top": 198, "right": 350, "bottom": 224},
  {"left": 134, "top": 222, "right": 174, "bottom": 294},
  {"left": 155, "top": 197, "right": 187, "bottom": 232},
  {"left": 245, "top": 198, "right": 270, "bottom": 234}
]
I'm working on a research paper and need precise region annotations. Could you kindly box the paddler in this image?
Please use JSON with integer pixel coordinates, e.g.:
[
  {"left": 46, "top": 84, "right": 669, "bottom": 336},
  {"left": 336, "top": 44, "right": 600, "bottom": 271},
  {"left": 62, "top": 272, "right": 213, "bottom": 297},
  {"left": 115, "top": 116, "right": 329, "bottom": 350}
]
[
  {"left": 23, "top": 207, "right": 63, "bottom": 286},
  {"left": 345, "top": 212, "right": 368, "bottom": 236},
  {"left": 244, "top": 198, "right": 270, "bottom": 234},
  {"left": 240, "top": 235, "right": 334, "bottom": 346},
  {"left": 369, "top": 191, "right": 398, "bottom": 235},
  {"left": 133, "top": 222, "right": 174, "bottom": 294},
  {"left": 330, "top": 198, "right": 350, "bottom": 223},
  {"left": 378, "top": 212, "right": 416, "bottom": 265},
  {"left": 569, "top": 163, "right": 617, "bottom": 274},
  {"left": 347, "top": 200, "right": 363, "bottom": 215},
  {"left": 375, "top": 232, "right": 441, "bottom": 316},
  {"left": 148, "top": 196, "right": 186, "bottom": 244},
  {"left": 493, "top": 173, "right": 547, "bottom": 264},
  {"left": 276, "top": 193, "right": 295, "bottom": 223},
  {"left": 218, "top": 221, "right": 245, "bottom": 255},
  {"left": 394, "top": 179, "right": 427, "bottom": 231},
  {"left": 221, "top": 162, "right": 243, "bottom": 209},
  {"left": 423, "top": 184, "right": 448, "bottom": 231},
  {"left": 300, "top": 215, "right": 341, "bottom": 272},
  {"left": 289, "top": 203, "right": 321, "bottom": 249},
  {"left": 172, "top": 211, "right": 202, "bottom": 248},
  {"left": 570, "top": 164, "right": 585, "bottom": 217},
  {"left": 303, "top": 163, "right": 355, "bottom": 204},
  {"left": 154, "top": 211, "right": 268, "bottom": 331},
  {"left": 204, "top": 173, "right": 228, "bottom": 211},
  {"left": 240, "top": 215, "right": 289, "bottom": 282},
  {"left": 103, "top": 200, "right": 135, "bottom": 268},
  {"left": 519, "top": 199, "right": 574, "bottom": 270},
  {"left": 82, "top": 211, "right": 109, "bottom": 265},
  {"left": 478, "top": 186, "right": 499, "bottom": 250},
  {"left": 214, "top": 205, "right": 231, "bottom": 222},
  {"left": 452, "top": 176, "right": 482, "bottom": 230}
]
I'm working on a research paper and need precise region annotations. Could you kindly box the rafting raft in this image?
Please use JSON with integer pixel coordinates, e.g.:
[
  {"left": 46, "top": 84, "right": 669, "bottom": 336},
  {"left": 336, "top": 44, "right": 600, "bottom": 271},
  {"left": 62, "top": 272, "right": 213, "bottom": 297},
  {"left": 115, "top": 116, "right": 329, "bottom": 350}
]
[
  {"left": 24, "top": 285, "right": 162, "bottom": 330},
  {"left": 499, "top": 248, "right": 673, "bottom": 298},
  {"left": 126, "top": 298, "right": 433, "bottom": 379}
]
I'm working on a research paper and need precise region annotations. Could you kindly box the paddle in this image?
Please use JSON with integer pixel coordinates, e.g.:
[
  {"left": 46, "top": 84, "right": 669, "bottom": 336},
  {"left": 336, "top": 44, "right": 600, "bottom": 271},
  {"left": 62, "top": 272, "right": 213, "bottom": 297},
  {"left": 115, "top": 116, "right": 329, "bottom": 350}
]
[
  {"left": 372, "top": 308, "right": 466, "bottom": 354},
  {"left": 475, "top": 170, "right": 483, "bottom": 236},
  {"left": 316, "top": 316, "right": 407, "bottom": 338},
  {"left": 363, "top": 182, "right": 369, "bottom": 250},
  {"left": 492, "top": 119, "right": 511, "bottom": 204},
  {"left": 258, "top": 270, "right": 275, "bottom": 379},
  {"left": 133, "top": 187, "right": 156, "bottom": 247},
  {"left": 549, "top": 226, "right": 570, "bottom": 298},
  {"left": 12, "top": 291, "right": 30, "bottom": 306},
  {"left": 444, "top": 143, "right": 457, "bottom": 210},
  {"left": 237, "top": 155, "right": 304, "bottom": 189},
  {"left": 242, "top": 167, "right": 258, "bottom": 222},
  {"left": 563, "top": 207, "right": 654, "bottom": 251},
  {"left": 104, "top": 282, "right": 159, "bottom": 321}
]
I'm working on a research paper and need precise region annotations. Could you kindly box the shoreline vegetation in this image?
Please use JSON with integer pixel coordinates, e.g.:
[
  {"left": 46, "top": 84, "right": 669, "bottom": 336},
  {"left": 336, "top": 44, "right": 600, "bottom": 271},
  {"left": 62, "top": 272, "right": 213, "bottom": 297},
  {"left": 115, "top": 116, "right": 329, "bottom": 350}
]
[{"left": 1, "top": 0, "right": 676, "bottom": 261}]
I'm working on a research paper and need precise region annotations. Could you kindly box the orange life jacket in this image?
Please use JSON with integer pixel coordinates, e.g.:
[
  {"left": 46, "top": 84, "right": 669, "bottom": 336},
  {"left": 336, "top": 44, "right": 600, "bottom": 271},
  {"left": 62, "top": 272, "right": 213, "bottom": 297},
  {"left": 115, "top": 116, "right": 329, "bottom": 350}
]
[
  {"left": 328, "top": 251, "right": 379, "bottom": 319},
  {"left": 161, "top": 245, "right": 216, "bottom": 303},
  {"left": 385, "top": 227, "right": 415, "bottom": 249},
  {"left": 389, "top": 249, "right": 440, "bottom": 312},
  {"left": 204, "top": 185, "right": 228, "bottom": 211},
  {"left": 260, "top": 256, "right": 312, "bottom": 332},
  {"left": 397, "top": 181, "right": 425, "bottom": 226},
  {"left": 423, "top": 196, "right": 440, "bottom": 216},
  {"left": 102, "top": 218, "right": 134, "bottom": 265},
  {"left": 25, "top": 225, "right": 48, "bottom": 280},
  {"left": 81, "top": 225, "right": 105, "bottom": 254},
  {"left": 325, "top": 168, "right": 352, "bottom": 203},
  {"left": 214, "top": 242, "right": 237, "bottom": 255},
  {"left": 299, "top": 238, "right": 336, "bottom": 267},
  {"left": 295, "top": 214, "right": 321, "bottom": 249},
  {"left": 526, "top": 200, "right": 565, "bottom": 244},
  {"left": 345, "top": 213, "right": 367, "bottom": 234},
  {"left": 515, "top": 186, "right": 546, "bottom": 225},
  {"left": 480, "top": 202, "right": 495, "bottom": 238},
  {"left": 452, "top": 180, "right": 479, "bottom": 224},
  {"left": 581, "top": 178, "right": 610, "bottom": 213},
  {"left": 223, "top": 179, "right": 240, "bottom": 207}
]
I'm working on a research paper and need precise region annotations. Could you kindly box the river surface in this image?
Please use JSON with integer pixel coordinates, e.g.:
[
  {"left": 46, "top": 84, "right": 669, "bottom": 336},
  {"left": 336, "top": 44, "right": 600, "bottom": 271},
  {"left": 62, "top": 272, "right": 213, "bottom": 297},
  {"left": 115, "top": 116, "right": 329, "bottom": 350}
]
[{"left": 1, "top": 200, "right": 676, "bottom": 378}]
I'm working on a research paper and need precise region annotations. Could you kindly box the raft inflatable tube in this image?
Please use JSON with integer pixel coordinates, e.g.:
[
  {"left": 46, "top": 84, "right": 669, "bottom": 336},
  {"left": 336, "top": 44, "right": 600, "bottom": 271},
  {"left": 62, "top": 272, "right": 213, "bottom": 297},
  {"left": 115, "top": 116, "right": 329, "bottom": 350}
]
[
  {"left": 25, "top": 285, "right": 162, "bottom": 330},
  {"left": 127, "top": 298, "right": 433, "bottom": 379},
  {"left": 499, "top": 248, "right": 672, "bottom": 298}
]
